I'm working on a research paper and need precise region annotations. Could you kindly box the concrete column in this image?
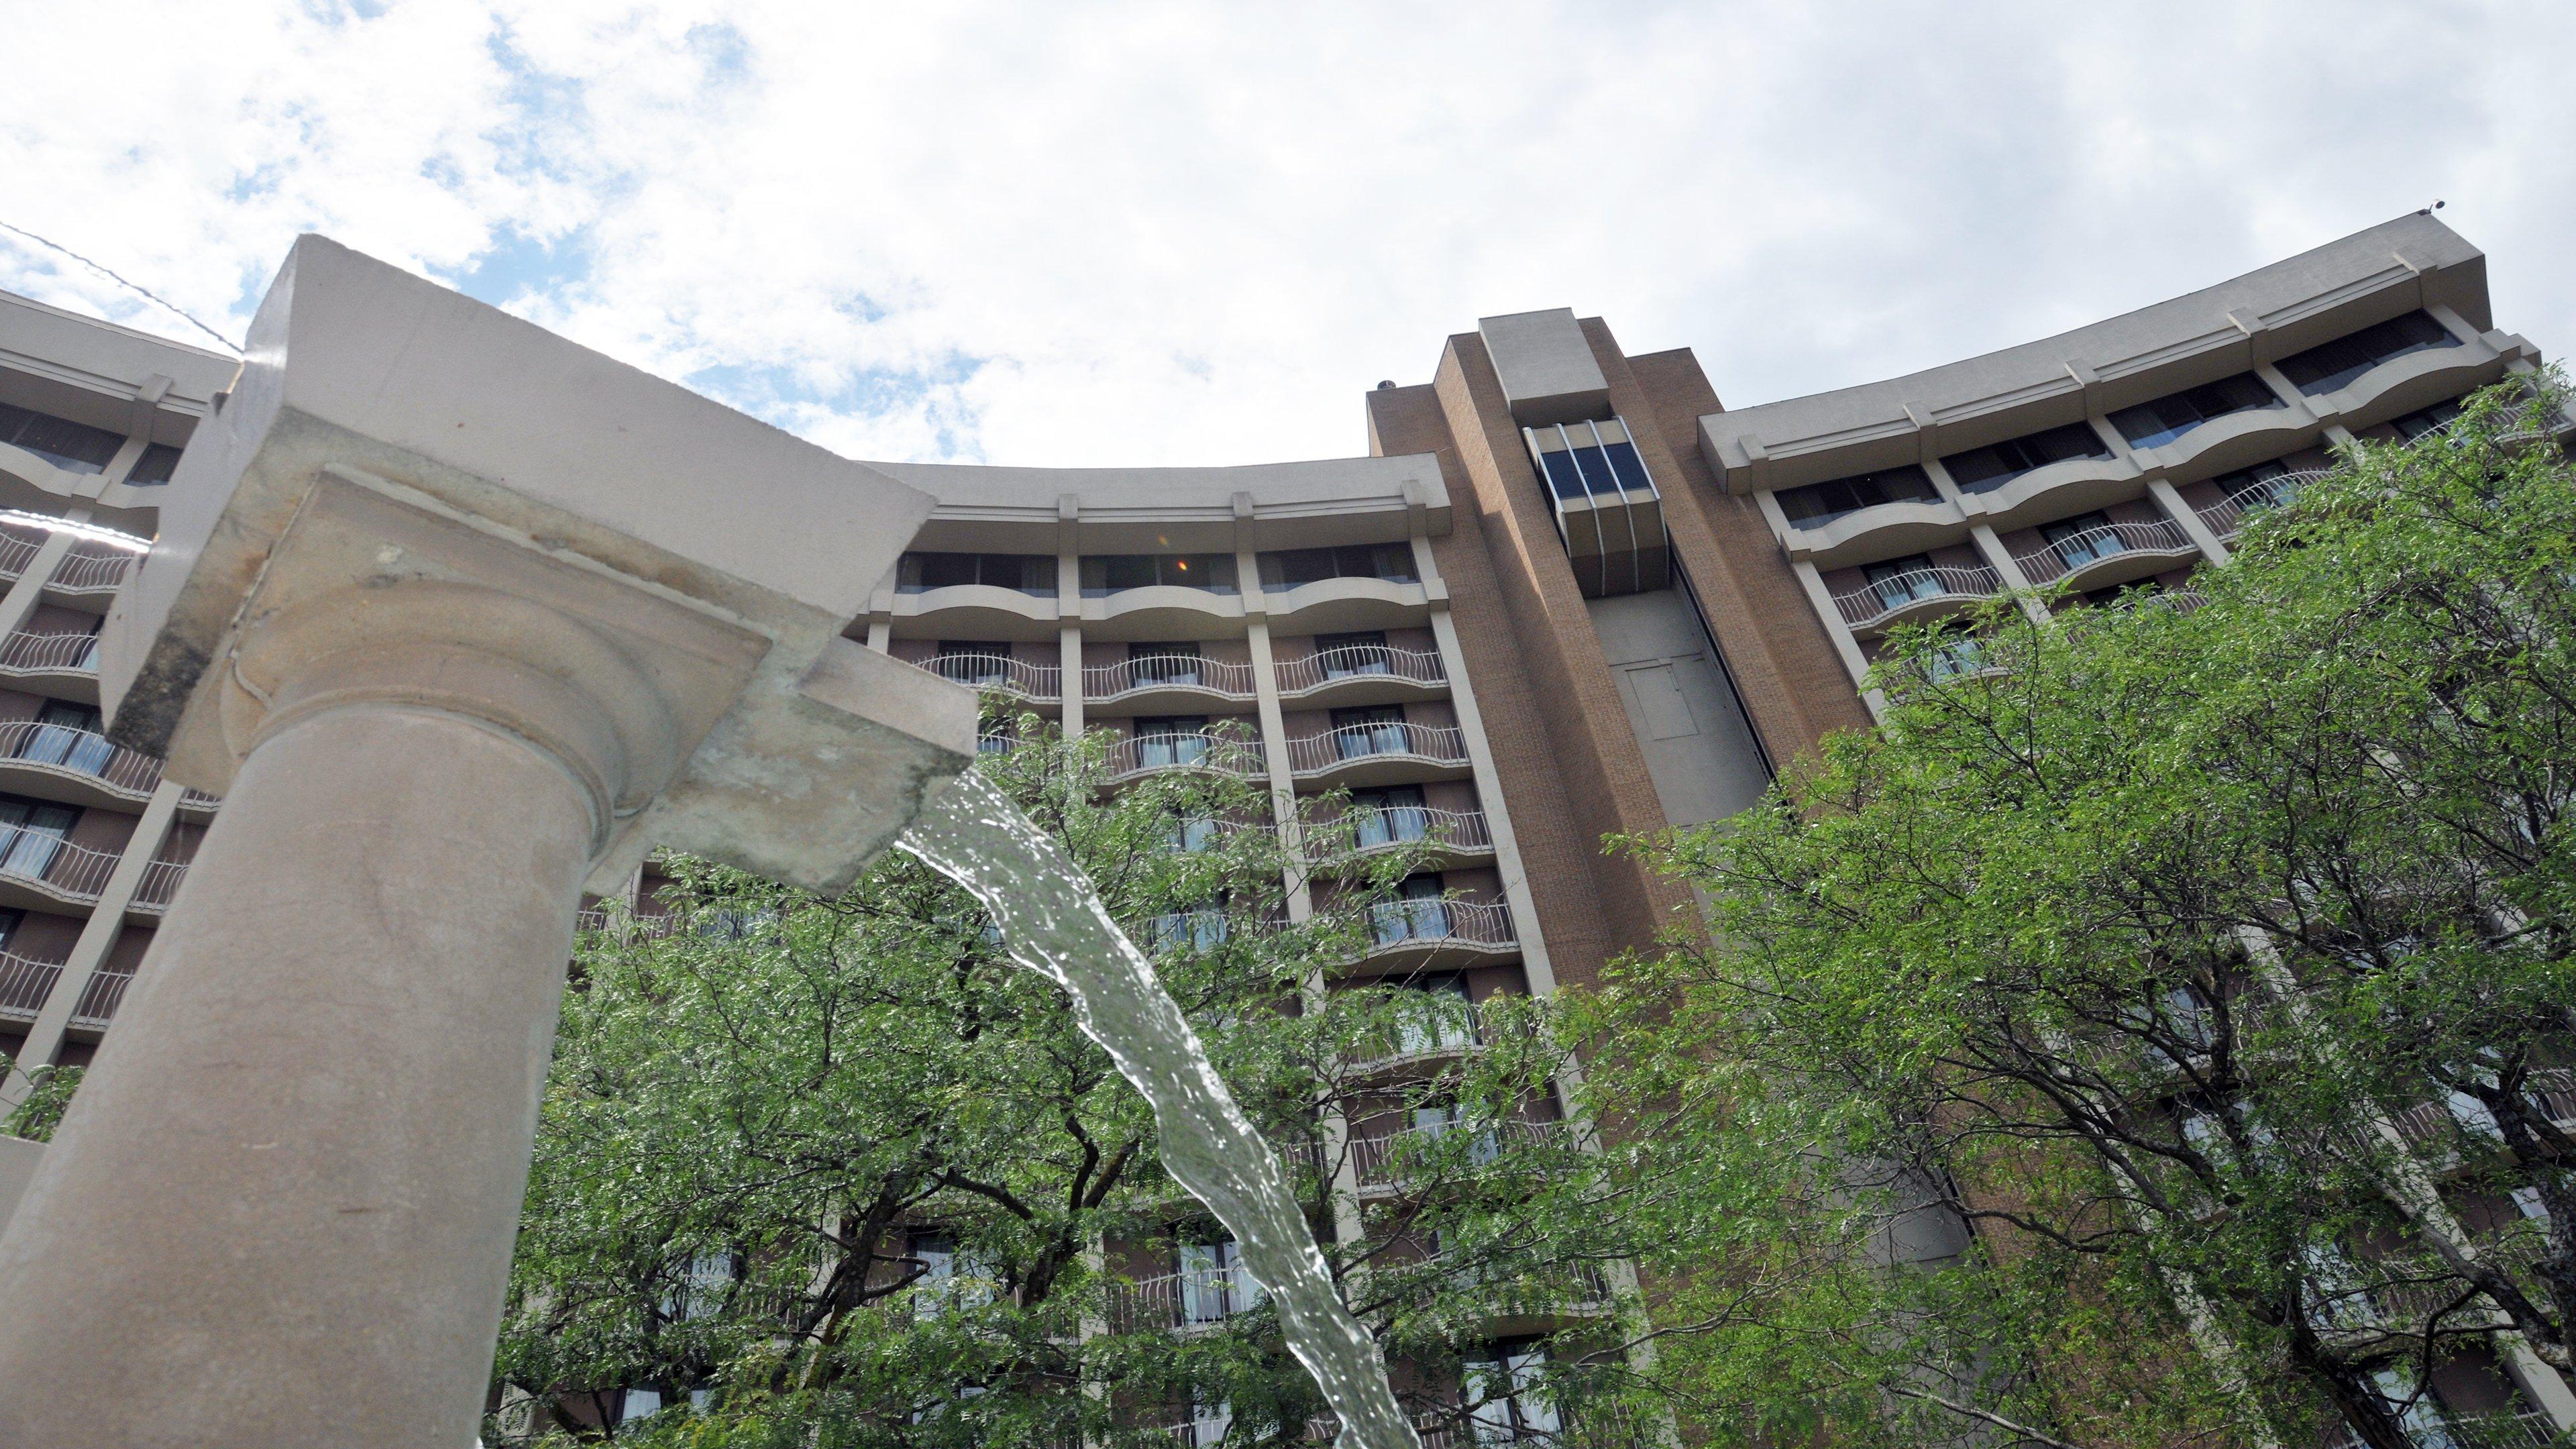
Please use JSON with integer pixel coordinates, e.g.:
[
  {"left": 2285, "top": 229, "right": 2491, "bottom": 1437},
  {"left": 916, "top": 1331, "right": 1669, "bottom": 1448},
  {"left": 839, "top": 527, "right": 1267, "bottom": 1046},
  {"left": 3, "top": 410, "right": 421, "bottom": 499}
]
[
  {"left": 1964, "top": 524, "right": 2053, "bottom": 628},
  {"left": 0, "top": 519, "right": 83, "bottom": 641},
  {"left": 0, "top": 780, "right": 184, "bottom": 1107},
  {"left": 0, "top": 678, "right": 604, "bottom": 1448},
  {"left": 1789, "top": 558, "right": 1881, "bottom": 701},
  {"left": 2148, "top": 478, "right": 2231, "bottom": 566},
  {"left": 1059, "top": 623, "right": 1085, "bottom": 736}
]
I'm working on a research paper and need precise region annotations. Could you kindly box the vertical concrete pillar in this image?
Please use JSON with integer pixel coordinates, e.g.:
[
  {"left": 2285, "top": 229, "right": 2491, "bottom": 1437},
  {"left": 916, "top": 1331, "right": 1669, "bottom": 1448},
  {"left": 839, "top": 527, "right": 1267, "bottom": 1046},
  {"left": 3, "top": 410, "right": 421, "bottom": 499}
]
[
  {"left": 2147, "top": 478, "right": 2231, "bottom": 566},
  {"left": 0, "top": 666, "right": 608, "bottom": 1448}
]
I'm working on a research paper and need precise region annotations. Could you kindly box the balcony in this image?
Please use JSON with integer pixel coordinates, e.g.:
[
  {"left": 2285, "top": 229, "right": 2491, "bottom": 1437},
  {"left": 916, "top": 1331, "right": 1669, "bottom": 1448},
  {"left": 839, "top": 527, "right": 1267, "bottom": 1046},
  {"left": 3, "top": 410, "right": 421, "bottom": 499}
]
[
  {"left": 1285, "top": 721, "right": 1471, "bottom": 787},
  {"left": 71, "top": 967, "right": 136, "bottom": 1029},
  {"left": 1339, "top": 805, "right": 1493, "bottom": 865},
  {"left": 1083, "top": 657, "right": 1258, "bottom": 711},
  {"left": 0, "top": 832, "right": 186, "bottom": 918},
  {"left": 48, "top": 549, "right": 135, "bottom": 597},
  {"left": 0, "top": 631, "right": 101, "bottom": 700},
  {"left": 1348, "top": 1116, "right": 1567, "bottom": 1191},
  {"left": 1104, "top": 731, "right": 1267, "bottom": 784},
  {"left": 1351, "top": 898, "right": 1517, "bottom": 967},
  {"left": 922, "top": 652, "right": 1061, "bottom": 702},
  {"left": 0, "top": 718, "right": 166, "bottom": 806},
  {"left": 0, "top": 948, "right": 65, "bottom": 1021},
  {"left": 0, "top": 532, "right": 40, "bottom": 584},
  {"left": 2387, "top": 1072, "right": 2576, "bottom": 1165},
  {"left": 2194, "top": 469, "right": 2328, "bottom": 541},
  {"left": 1273, "top": 644, "right": 1447, "bottom": 705},
  {"left": 2328, "top": 1405, "right": 2563, "bottom": 1449},
  {"left": 1830, "top": 564, "right": 2002, "bottom": 632},
  {"left": 1104, "top": 1263, "right": 1265, "bottom": 1333},
  {"left": 2010, "top": 518, "right": 2198, "bottom": 589}
]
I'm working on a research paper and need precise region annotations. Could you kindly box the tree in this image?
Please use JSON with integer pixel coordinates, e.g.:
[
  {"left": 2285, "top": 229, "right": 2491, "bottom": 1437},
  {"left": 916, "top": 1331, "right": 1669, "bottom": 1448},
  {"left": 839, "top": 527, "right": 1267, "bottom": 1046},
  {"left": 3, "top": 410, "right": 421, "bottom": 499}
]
[
  {"left": 1565, "top": 378, "right": 2576, "bottom": 1449},
  {"left": 488, "top": 716, "right": 1633, "bottom": 1446}
]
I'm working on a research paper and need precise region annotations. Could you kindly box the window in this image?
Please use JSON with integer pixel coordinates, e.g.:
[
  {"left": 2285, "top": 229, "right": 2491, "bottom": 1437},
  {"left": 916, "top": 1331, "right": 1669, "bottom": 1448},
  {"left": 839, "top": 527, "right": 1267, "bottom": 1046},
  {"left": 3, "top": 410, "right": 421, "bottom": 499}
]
[
  {"left": 664, "top": 1252, "right": 736, "bottom": 1323},
  {"left": 2276, "top": 311, "right": 2461, "bottom": 396},
  {"left": 0, "top": 402, "right": 123, "bottom": 475},
  {"left": 1150, "top": 906, "right": 1228, "bottom": 953},
  {"left": 1372, "top": 873, "right": 1448, "bottom": 945},
  {"left": 1465, "top": 1344, "right": 1561, "bottom": 1444},
  {"left": 931, "top": 641, "right": 1012, "bottom": 688},
  {"left": 895, "top": 551, "right": 1057, "bottom": 595},
  {"left": 1861, "top": 555, "right": 1942, "bottom": 612},
  {"left": 1352, "top": 785, "right": 1430, "bottom": 849},
  {"left": 1925, "top": 637, "right": 1987, "bottom": 681},
  {"left": 1332, "top": 704, "right": 1408, "bottom": 760},
  {"left": 16, "top": 701, "right": 110, "bottom": 777},
  {"left": 125, "top": 443, "right": 182, "bottom": 487},
  {"left": 1183, "top": 1397, "right": 1233, "bottom": 1448},
  {"left": 2041, "top": 512, "right": 2122, "bottom": 569},
  {"left": 1312, "top": 630, "right": 1390, "bottom": 678},
  {"left": 1396, "top": 975, "right": 1475, "bottom": 1056},
  {"left": 1774, "top": 465, "right": 1939, "bottom": 527},
  {"left": 1129, "top": 640, "right": 1204, "bottom": 686},
  {"left": 1258, "top": 544, "right": 1416, "bottom": 588},
  {"left": 1133, "top": 716, "right": 1211, "bottom": 769},
  {"left": 2107, "top": 373, "right": 2282, "bottom": 451},
  {"left": 1179, "top": 1238, "right": 1263, "bottom": 1322},
  {"left": 1525, "top": 417, "right": 1657, "bottom": 502},
  {"left": 1940, "top": 421, "right": 2114, "bottom": 492},
  {"left": 2209, "top": 460, "right": 2298, "bottom": 513},
  {"left": 1163, "top": 812, "right": 1221, "bottom": 853},
  {"left": 2392, "top": 398, "right": 2465, "bottom": 440},
  {"left": 0, "top": 908, "right": 19, "bottom": 953},
  {"left": 1080, "top": 553, "right": 1238, "bottom": 596},
  {"left": 910, "top": 1231, "right": 994, "bottom": 1319},
  {"left": 0, "top": 796, "right": 76, "bottom": 881}
]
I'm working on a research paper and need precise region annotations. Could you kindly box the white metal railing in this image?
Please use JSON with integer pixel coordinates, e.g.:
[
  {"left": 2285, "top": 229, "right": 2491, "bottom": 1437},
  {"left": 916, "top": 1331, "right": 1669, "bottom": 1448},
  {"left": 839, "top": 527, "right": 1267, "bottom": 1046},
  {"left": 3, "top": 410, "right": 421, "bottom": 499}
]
[
  {"left": 1349, "top": 1116, "right": 1568, "bottom": 1187},
  {"left": 2012, "top": 517, "right": 2195, "bottom": 584},
  {"left": 1830, "top": 564, "right": 2002, "bottom": 629},
  {"left": 1285, "top": 721, "right": 1469, "bottom": 775},
  {"left": 2329, "top": 1405, "right": 2566, "bottom": 1449},
  {"left": 2195, "top": 469, "right": 2329, "bottom": 541},
  {"left": 1342, "top": 805, "right": 1492, "bottom": 855},
  {"left": 0, "top": 532, "right": 42, "bottom": 582},
  {"left": 71, "top": 968, "right": 136, "bottom": 1027},
  {"left": 0, "top": 631, "right": 101, "bottom": 675},
  {"left": 133, "top": 857, "right": 189, "bottom": 912},
  {"left": 1105, "top": 1264, "right": 1265, "bottom": 1332},
  {"left": 1085, "top": 655, "right": 1258, "bottom": 701},
  {"left": 48, "top": 550, "right": 135, "bottom": 593},
  {"left": 922, "top": 653, "right": 1060, "bottom": 698},
  {"left": 0, "top": 948, "right": 65, "bottom": 1017},
  {"left": 0, "top": 718, "right": 163, "bottom": 797},
  {"left": 2388, "top": 1071, "right": 2576, "bottom": 1156},
  {"left": 1104, "top": 731, "right": 1267, "bottom": 782},
  {"left": 1354, "top": 898, "right": 1517, "bottom": 953},
  {"left": 1273, "top": 644, "right": 1447, "bottom": 696},
  {"left": 0, "top": 830, "right": 119, "bottom": 904}
]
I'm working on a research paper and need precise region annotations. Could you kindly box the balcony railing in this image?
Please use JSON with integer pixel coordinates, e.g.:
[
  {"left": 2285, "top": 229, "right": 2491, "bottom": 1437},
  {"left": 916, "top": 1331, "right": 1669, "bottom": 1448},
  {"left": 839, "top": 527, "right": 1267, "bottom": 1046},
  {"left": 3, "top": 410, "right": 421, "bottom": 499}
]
[
  {"left": 922, "top": 653, "right": 1060, "bottom": 699},
  {"left": 2195, "top": 469, "right": 2330, "bottom": 541},
  {"left": 2387, "top": 1071, "right": 2576, "bottom": 1158},
  {"left": 71, "top": 967, "right": 136, "bottom": 1028},
  {"left": 1354, "top": 898, "right": 1516, "bottom": 954},
  {"left": 1341, "top": 805, "right": 1492, "bottom": 857},
  {"left": 1285, "top": 721, "right": 1469, "bottom": 776},
  {"left": 0, "top": 631, "right": 101, "bottom": 676},
  {"left": 0, "top": 533, "right": 42, "bottom": 583},
  {"left": 0, "top": 718, "right": 165, "bottom": 798},
  {"left": 1831, "top": 564, "right": 2002, "bottom": 629},
  {"left": 1349, "top": 1116, "right": 1568, "bottom": 1187},
  {"left": 49, "top": 550, "right": 136, "bottom": 593},
  {"left": 2010, "top": 518, "right": 2196, "bottom": 585},
  {"left": 1104, "top": 732, "right": 1267, "bottom": 783},
  {"left": 2329, "top": 1405, "right": 2565, "bottom": 1449},
  {"left": 1084, "top": 656, "right": 1259, "bottom": 702},
  {"left": 1273, "top": 644, "right": 1448, "bottom": 697},
  {"left": 1105, "top": 1263, "right": 1265, "bottom": 1333},
  {"left": 0, "top": 948, "right": 65, "bottom": 1018}
]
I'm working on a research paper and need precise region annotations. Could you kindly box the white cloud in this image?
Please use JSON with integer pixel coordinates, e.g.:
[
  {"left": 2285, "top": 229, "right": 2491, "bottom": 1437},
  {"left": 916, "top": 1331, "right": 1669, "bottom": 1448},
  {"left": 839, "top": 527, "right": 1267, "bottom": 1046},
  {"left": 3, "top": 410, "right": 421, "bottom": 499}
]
[{"left": 4, "top": 1, "right": 2569, "bottom": 467}]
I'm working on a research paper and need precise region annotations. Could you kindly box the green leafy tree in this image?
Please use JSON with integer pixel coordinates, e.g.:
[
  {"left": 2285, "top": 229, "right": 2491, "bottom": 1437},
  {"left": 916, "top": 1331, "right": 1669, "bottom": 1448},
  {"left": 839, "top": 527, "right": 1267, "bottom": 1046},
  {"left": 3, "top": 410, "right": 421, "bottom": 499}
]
[
  {"left": 1566, "top": 379, "right": 2576, "bottom": 1449},
  {"left": 489, "top": 718, "right": 1633, "bottom": 1446}
]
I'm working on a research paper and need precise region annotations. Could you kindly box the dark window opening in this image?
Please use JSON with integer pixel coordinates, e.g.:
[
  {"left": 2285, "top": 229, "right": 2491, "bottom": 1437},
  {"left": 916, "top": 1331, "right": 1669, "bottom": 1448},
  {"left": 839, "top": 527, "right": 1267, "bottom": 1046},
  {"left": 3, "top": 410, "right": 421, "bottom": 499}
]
[
  {"left": 1774, "top": 465, "right": 1939, "bottom": 527},
  {"left": 2276, "top": 311, "right": 2461, "bottom": 396},
  {"left": 0, "top": 403, "right": 123, "bottom": 475},
  {"left": 896, "top": 552, "right": 1057, "bottom": 596},
  {"left": 1256, "top": 544, "right": 1415, "bottom": 588},
  {"left": 2108, "top": 374, "right": 2282, "bottom": 451},
  {"left": 1940, "top": 421, "right": 2114, "bottom": 492},
  {"left": 1080, "top": 553, "right": 1238, "bottom": 596}
]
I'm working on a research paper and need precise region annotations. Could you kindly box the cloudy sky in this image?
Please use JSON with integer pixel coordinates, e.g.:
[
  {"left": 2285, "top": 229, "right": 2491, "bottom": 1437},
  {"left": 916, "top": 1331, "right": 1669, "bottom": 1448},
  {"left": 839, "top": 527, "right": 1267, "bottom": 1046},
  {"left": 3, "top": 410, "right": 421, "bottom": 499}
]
[{"left": 3, "top": 2, "right": 2567, "bottom": 468}]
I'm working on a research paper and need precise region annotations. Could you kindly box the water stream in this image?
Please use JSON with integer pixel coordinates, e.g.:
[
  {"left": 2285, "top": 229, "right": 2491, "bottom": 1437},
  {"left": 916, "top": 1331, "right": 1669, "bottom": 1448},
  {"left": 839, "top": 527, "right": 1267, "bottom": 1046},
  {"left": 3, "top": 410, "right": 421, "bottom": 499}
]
[{"left": 900, "top": 771, "right": 1419, "bottom": 1449}]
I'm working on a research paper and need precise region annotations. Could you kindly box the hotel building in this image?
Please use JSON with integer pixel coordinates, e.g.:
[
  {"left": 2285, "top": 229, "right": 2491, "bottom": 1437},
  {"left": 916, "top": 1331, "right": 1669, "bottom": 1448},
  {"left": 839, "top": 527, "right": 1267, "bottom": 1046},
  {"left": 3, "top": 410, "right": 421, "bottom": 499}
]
[{"left": 0, "top": 209, "right": 2559, "bottom": 1443}]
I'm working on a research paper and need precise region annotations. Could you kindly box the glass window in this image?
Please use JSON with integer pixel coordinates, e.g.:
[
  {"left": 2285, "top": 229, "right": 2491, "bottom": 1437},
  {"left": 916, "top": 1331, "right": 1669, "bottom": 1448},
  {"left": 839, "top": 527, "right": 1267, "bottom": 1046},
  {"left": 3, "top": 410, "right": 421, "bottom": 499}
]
[
  {"left": 124, "top": 443, "right": 182, "bottom": 487},
  {"left": 1939, "top": 421, "right": 2114, "bottom": 492},
  {"left": 910, "top": 1231, "right": 994, "bottom": 1318},
  {"left": 896, "top": 552, "right": 1057, "bottom": 596},
  {"left": 2209, "top": 460, "right": 2298, "bottom": 513},
  {"left": 1256, "top": 544, "right": 1415, "bottom": 588},
  {"left": 0, "top": 796, "right": 76, "bottom": 881},
  {"left": 1774, "top": 465, "right": 1939, "bottom": 526},
  {"left": 2107, "top": 373, "right": 2283, "bottom": 451},
  {"left": 1128, "top": 640, "right": 1203, "bottom": 686},
  {"left": 1313, "top": 630, "right": 1390, "bottom": 678},
  {"left": 0, "top": 402, "right": 124, "bottom": 475},
  {"left": 17, "top": 700, "right": 111, "bottom": 777},
  {"left": 1331, "top": 704, "right": 1407, "bottom": 760},
  {"left": 1351, "top": 785, "right": 1429, "bottom": 848},
  {"left": 1466, "top": 1344, "right": 1560, "bottom": 1444},
  {"left": 1179, "top": 1238, "right": 1263, "bottom": 1322},
  {"left": 1078, "top": 553, "right": 1237, "bottom": 596},
  {"left": 2276, "top": 311, "right": 2461, "bottom": 396},
  {"left": 1372, "top": 873, "right": 1448, "bottom": 945},
  {"left": 1396, "top": 975, "right": 1475, "bottom": 1055},
  {"left": 931, "top": 641, "right": 1012, "bottom": 687},
  {"left": 1861, "top": 554, "right": 1942, "bottom": 611},
  {"left": 1133, "top": 716, "right": 1211, "bottom": 768},
  {"left": 2391, "top": 398, "right": 2465, "bottom": 440},
  {"left": 2041, "top": 512, "right": 2122, "bottom": 569}
]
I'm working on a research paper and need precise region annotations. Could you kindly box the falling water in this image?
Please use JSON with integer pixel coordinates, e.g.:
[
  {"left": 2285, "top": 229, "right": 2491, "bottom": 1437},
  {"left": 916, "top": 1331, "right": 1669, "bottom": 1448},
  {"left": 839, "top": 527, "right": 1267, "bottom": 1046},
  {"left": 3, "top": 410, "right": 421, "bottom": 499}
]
[{"left": 900, "top": 771, "right": 1419, "bottom": 1449}]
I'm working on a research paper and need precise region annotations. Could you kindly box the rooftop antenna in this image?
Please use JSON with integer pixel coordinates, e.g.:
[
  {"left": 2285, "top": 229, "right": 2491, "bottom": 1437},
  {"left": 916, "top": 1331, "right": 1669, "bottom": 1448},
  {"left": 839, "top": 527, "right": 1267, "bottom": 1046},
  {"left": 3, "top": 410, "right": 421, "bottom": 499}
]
[
  {"left": 0, "top": 219, "right": 245, "bottom": 354},
  {"left": 2419, "top": 199, "right": 2447, "bottom": 215}
]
